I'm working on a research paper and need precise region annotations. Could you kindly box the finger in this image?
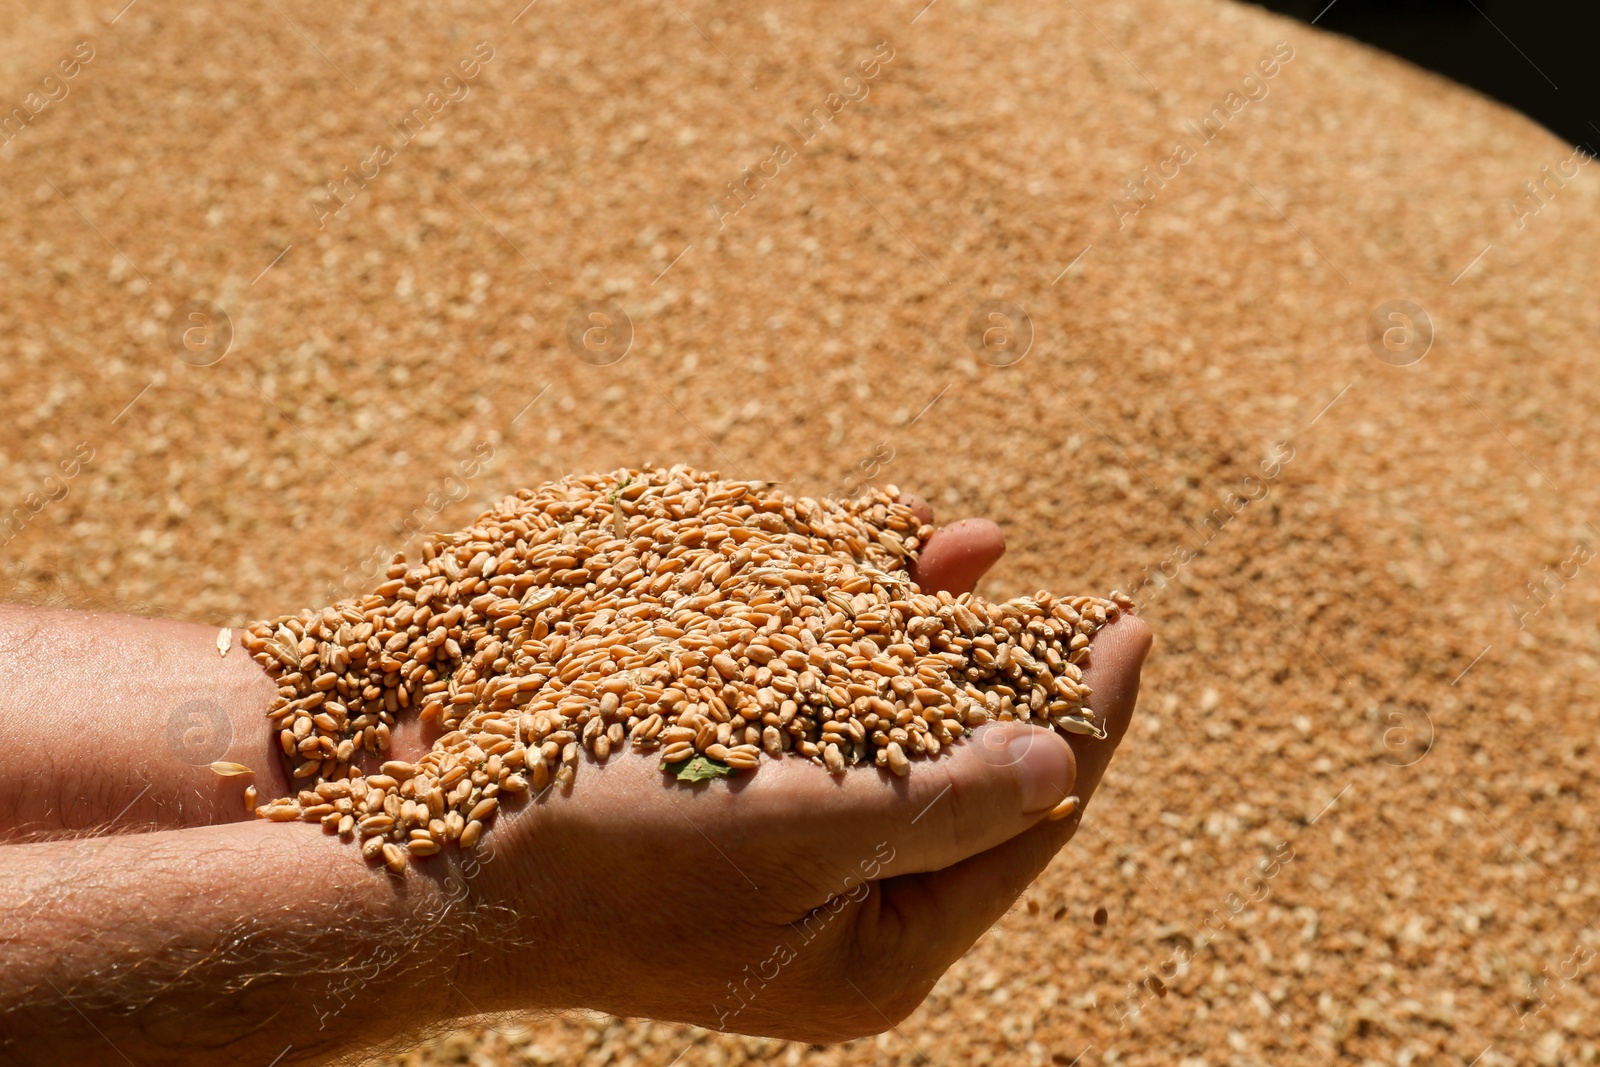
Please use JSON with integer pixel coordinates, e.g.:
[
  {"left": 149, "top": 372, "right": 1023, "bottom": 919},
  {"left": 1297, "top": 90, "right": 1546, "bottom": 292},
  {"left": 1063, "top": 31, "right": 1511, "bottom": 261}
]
[
  {"left": 863, "top": 613, "right": 1151, "bottom": 976},
  {"left": 896, "top": 492, "right": 935, "bottom": 527},
  {"left": 909, "top": 518, "right": 1005, "bottom": 595},
  {"left": 1056, "top": 612, "right": 1152, "bottom": 821}
]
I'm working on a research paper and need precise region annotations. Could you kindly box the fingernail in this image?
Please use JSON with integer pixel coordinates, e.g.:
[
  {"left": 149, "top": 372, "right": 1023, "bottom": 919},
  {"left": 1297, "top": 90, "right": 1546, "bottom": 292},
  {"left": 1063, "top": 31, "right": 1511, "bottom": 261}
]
[{"left": 1011, "top": 730, "right": 1076, "bottom": 814}]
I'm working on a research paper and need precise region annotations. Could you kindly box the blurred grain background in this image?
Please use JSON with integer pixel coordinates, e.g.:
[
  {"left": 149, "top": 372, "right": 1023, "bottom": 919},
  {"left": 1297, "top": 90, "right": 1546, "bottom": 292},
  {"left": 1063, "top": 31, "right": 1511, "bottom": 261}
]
[{"left": 3, "top": 0, "right": 1598, "bottom": 1063}]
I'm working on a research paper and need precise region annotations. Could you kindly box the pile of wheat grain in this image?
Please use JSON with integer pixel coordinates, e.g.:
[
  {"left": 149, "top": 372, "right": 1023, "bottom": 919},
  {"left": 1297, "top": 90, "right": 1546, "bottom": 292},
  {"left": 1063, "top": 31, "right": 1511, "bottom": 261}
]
[{"left": 240, "top": 467, "right": 1124, "bottom": 872}]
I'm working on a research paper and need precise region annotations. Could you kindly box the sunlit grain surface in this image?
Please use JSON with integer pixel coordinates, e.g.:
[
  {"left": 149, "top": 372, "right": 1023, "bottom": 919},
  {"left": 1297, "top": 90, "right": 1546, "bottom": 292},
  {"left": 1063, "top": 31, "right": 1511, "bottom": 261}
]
[{"left": 3, "top": 0, "right": 1596, "bottom": 1063}]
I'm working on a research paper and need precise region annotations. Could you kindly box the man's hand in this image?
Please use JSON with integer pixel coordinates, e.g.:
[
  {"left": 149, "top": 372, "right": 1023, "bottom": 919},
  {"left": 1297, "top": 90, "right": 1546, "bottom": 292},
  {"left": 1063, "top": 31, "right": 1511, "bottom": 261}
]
[
  {"left": 455, "top": 497, "right": 1152, "bottom": 1041},
  {"left": 0, "top": 498, "right": 1151, "bottom": 1064}
]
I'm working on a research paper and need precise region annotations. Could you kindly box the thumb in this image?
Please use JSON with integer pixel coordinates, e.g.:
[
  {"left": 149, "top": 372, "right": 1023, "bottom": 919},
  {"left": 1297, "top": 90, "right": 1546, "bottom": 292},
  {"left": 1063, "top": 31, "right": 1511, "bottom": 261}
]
[
  {"left": 860, "top": 613, "right": 1152, "bottom": 979},
  {"left": 727, "top": 613, "right": 1152, "bottom": 886},
  {"left": 780, "top": 613, "right": 1153, "bottom": 1028},
  {"left": 728, "top": 719, "right": 1077, "bottom": 889}
]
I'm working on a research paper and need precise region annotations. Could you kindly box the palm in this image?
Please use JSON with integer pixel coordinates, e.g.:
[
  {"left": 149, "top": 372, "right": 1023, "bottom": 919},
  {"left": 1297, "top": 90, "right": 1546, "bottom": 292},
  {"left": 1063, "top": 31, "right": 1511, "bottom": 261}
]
[{"left": 457, "top": 496, "right": 1152, "bottom": 1040}]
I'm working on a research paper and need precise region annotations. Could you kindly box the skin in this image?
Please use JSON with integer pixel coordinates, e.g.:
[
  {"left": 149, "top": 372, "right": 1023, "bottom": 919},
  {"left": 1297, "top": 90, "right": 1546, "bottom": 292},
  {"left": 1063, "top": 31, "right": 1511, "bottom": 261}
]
[{"left": 0, "top": 500, "right": 1152, "bottom": 1065}]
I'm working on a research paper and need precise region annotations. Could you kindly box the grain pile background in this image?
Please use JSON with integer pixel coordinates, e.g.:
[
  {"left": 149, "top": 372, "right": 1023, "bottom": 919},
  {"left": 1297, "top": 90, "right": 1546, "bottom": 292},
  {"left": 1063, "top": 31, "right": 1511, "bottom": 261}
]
[{"left": 2, "top": 0, "right": 1596, "bottom": 1063}]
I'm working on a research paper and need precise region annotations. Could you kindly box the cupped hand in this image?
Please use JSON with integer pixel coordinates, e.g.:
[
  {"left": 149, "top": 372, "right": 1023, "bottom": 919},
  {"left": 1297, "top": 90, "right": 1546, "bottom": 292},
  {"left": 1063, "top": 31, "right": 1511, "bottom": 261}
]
[{"left": 458, "top": 496, "right": 1153, "bottom": 1041}]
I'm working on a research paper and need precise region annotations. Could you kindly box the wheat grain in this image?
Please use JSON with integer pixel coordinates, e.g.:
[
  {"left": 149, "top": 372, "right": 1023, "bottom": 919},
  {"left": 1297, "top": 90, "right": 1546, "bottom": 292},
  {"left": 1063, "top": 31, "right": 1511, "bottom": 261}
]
[
  {"left": 1046, "top": 795, "right": 1081, "bottom": 822},
  {"left": 381, "top": 842, "right": 408, "bottom": 874},
  {"left": 244, "top": 467, "right": 1125, "bottom": 869}
]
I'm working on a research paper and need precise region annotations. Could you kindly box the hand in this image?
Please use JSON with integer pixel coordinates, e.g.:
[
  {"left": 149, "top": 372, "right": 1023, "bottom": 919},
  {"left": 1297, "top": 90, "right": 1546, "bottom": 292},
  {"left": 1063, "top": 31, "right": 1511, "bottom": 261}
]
[
  {"left": 455, "top": 497, "right": 1152, "bottom": 1041},
  {"left": 0, "top": 496, "right": 1150, "bottom": 1066}
]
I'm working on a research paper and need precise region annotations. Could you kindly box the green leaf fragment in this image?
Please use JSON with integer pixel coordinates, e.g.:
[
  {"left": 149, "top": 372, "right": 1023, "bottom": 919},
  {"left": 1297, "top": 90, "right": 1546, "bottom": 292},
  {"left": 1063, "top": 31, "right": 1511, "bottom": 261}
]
[{"left": 668, "top": 756, "right": 736, "bottom": 782}]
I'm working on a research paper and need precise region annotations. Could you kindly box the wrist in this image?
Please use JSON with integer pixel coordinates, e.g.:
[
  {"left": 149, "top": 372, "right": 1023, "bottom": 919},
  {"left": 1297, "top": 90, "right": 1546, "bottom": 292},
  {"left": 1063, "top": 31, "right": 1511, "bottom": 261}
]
[
  {"left": 437, "top": 803, "right": 569, "bottom": 1016},
  {"left": 305, "top": 830, "right": 480, "bottom": 1039}
]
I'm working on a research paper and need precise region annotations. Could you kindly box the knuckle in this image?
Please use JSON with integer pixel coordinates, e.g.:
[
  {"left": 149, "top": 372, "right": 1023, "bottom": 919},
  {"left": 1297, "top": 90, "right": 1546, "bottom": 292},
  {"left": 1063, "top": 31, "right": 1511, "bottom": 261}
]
[
  {"left": 765, "top": 890, "right": 937, "bottom": 1042},
  {"left": 878, "top": 976, "right": 934, "bottom": 1026},
  {"left": 834, "top": 1005, "right": 894, "bottom": 1042},
  {"left": 851, "top": 968, "right": 934, "bottom": 1033}
]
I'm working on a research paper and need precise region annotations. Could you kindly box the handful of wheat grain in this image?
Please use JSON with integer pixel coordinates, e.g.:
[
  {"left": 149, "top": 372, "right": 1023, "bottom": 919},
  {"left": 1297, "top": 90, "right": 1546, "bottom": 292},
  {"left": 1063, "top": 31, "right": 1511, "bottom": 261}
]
[{"left": 241, "top": 466, "right": 1127, "bottom": 872}]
